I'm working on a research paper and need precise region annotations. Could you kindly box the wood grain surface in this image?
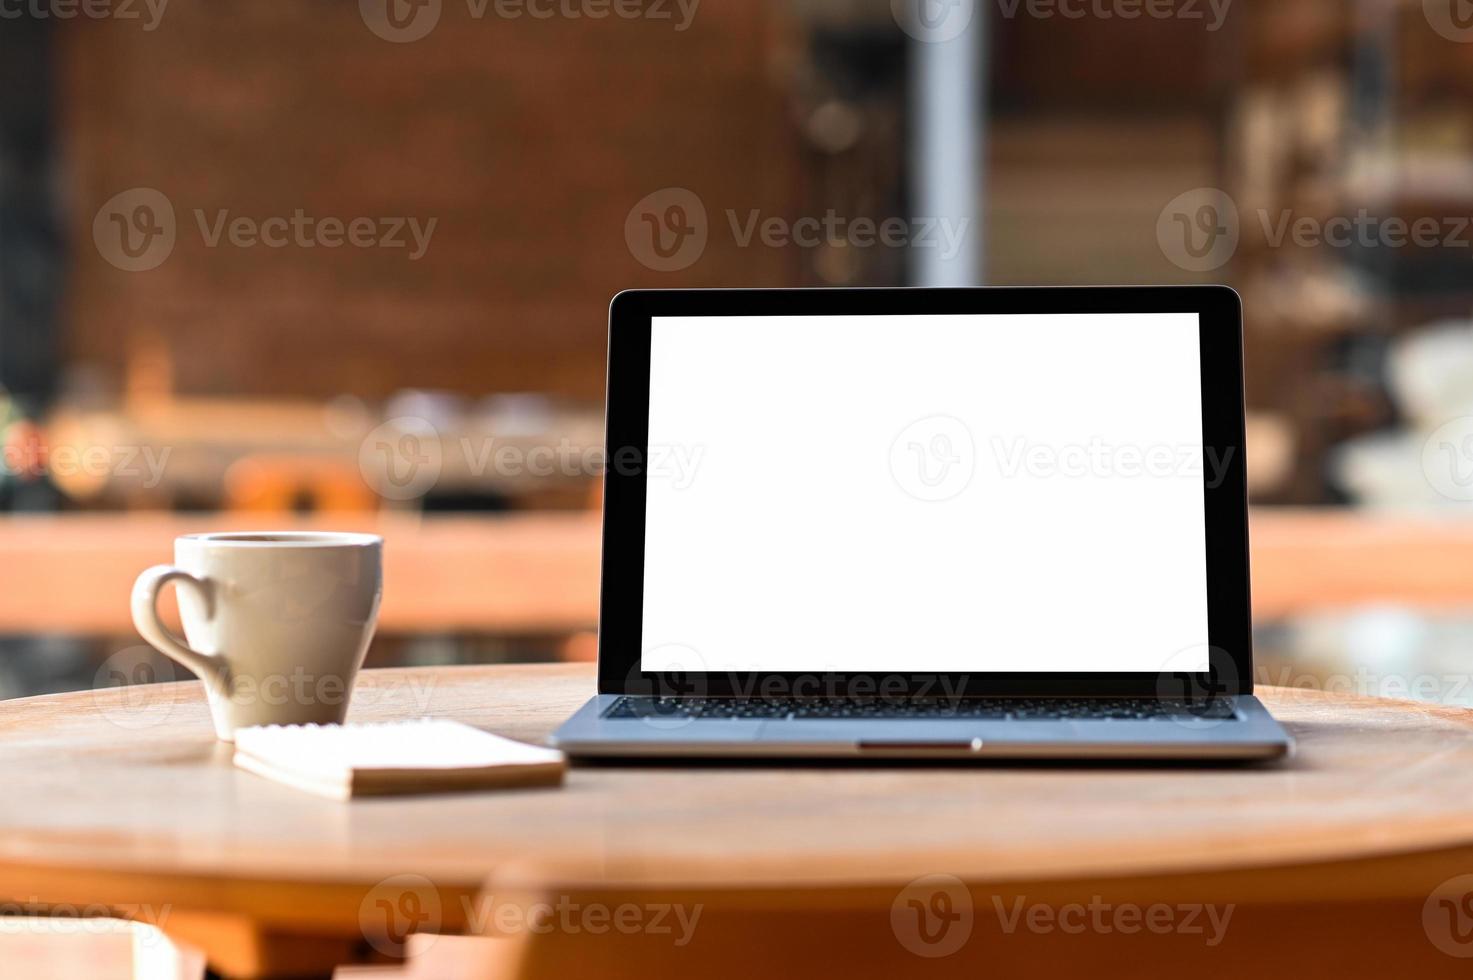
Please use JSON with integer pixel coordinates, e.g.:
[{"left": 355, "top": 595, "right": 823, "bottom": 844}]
[
  {"left": 7, "top": 664, "right": 1473, "bottom": 977},
  {"left": 2, "top": 664, "right": 1472, "bottom": 900}
]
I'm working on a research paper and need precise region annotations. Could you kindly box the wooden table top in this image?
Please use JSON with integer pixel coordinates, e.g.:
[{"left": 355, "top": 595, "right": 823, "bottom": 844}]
[{"left": 4, "top": 662, "right": 1473, "bottom": 929}]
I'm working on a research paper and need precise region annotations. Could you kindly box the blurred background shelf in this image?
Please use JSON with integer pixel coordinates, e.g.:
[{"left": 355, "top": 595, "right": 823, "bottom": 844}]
[
  {"left": 0, "top": 511, "right": 602, "bottom": 636},
  {"left": 7, "top": 507, "right": 1473, "bottom": 634},
  {"left": 8, "top": 1, "right": 1473, "bottom": 712}
]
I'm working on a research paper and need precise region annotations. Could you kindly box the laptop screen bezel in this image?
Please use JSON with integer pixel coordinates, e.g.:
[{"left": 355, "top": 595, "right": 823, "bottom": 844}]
[{"left": 597, "top": 286, "right": 1251, "bottom": 699}]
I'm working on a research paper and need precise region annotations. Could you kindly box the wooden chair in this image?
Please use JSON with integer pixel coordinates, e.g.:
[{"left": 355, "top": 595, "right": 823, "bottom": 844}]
[{"left": 223, "top": 454, "right": 378, "bottom": 513}]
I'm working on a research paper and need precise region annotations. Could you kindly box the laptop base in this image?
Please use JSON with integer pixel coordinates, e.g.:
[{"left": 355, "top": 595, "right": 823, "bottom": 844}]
[{"left": 551, "top": 695, "right": 1293, "bottom": 762}]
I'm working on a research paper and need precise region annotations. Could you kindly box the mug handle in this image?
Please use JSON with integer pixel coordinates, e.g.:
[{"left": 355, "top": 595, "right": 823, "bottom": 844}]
[{"left": 130, "top": 565, "right": 229, "bottom": 690}]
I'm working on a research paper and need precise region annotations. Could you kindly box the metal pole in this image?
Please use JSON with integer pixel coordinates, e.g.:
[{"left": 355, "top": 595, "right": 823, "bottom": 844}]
[{"left": 908, "top": 3, "right": 984, "bottom": 287}]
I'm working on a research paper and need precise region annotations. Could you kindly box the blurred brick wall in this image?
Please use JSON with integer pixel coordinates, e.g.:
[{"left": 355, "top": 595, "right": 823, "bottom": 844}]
[{"left": 62, "top": 1, "right": 799, "bottom": 400}]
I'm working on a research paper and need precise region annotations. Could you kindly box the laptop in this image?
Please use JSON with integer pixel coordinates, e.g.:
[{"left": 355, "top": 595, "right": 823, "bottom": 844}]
[{"left": 552, "top": 286, "right": 1293, "bottom": 761}]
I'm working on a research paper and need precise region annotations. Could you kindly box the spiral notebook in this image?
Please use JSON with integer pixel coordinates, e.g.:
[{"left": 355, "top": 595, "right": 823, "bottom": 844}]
[{"left": 233, "top": 719, "right": 567, "bottom": 800}]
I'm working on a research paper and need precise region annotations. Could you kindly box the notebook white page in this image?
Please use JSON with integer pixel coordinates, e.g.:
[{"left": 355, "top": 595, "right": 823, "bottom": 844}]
[{"left": 235, "top": 718, "right": 565, "bottom": 776}]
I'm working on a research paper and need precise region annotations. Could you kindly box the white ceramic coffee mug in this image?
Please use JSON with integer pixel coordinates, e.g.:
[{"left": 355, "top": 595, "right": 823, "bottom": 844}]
[{"left": 131, "top": 532, "right": 383, "bottom": 740}]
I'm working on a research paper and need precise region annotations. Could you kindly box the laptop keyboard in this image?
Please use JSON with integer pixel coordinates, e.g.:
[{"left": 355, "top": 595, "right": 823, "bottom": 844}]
[{"left": 603, "top": 696, "right": 1238, "bottom": 721}]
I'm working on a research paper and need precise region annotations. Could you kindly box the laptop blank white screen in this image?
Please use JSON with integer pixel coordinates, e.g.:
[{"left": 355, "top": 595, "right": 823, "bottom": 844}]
[{"left": 640, "top": 313, "right": 1211, "bottom": 674}]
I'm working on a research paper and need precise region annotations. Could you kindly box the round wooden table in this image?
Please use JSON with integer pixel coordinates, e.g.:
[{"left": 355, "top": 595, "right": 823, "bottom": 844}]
[{"left": 4, "top": 664, "right": 1473, "bottom": 978}]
